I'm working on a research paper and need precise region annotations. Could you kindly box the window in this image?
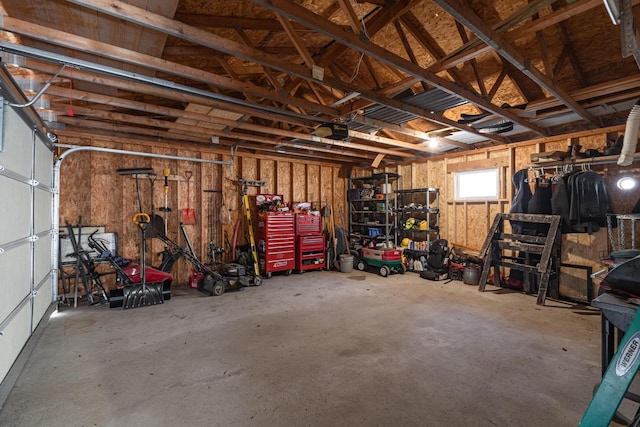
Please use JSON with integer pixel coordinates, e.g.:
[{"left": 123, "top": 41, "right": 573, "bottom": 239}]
[{"left": 455, "top": 168, "right": 499, "bottom": 200}]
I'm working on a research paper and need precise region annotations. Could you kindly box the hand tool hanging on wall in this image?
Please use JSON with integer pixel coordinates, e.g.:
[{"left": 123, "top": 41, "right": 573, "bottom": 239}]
[
  {"left": 181, "top": 170, "right": 197, "bottom": 225},
  {"left": 158, "top": 168, "right": 171, "bottom": 237},
  {"left": 204, "top": 189, "right": 223, "bottom": 265},
  {"left": 147, "top": 172, "right": 163, "bottom": 239}
]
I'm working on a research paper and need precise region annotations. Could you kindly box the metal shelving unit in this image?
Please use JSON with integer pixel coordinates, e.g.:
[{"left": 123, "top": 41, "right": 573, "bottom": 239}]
[
  {"left": 347, "top": 172, "right": 400, "bottom": 247},
  {"left": 394, "top": 187, "right": 440, "bottom": 248}
]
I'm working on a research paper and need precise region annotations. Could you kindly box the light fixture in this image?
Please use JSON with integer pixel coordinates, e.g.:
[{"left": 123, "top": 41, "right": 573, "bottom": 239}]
[
  {"left": 616, "top": 176, "right": 636, "bottom": 190},
  {"left": 423, "top": 136, "right": 438, "bottom": 148},
  {"left": 604, "top": 0, "right": 621, "bottom": 25}
]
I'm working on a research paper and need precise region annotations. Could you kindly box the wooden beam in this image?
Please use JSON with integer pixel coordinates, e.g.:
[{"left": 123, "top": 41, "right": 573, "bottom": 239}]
[
  {"left": 65, "top": 0, "right": 506, "bottom": 142},
  {"left": 455, "top": 20, "right": 487, "bottom": 98},
  {"left": 337, "top": 0, "right": 363, "bottom": 33},
  {"left": 446, "top": 157, "right": 509, "bottom": 173},
  {"left": 350, "top": 115, "right": 472, "bottom": 149},
  {"left": 253, "top": 0, "right": 545, "bottom": 136},
  {"left": 0, "top": 16, "right": 338, "bottom": 117},
  {"left": 26, "top": 59, "right": 313, "bottom": 128},
  {"left": 394, "top": 20, "right": 429, "bottom": 92},
  {"left": 45, "top": 83, "right": 410, "bottom": 158},
  {"left": 432, "top": 0, "right": 599, "bottom": 127},
  {"left": 275, "top": 13, "right": 316, "bottom": 68},
  {"left": 54, "top": 104, "right": 373, "bottom": 160}
]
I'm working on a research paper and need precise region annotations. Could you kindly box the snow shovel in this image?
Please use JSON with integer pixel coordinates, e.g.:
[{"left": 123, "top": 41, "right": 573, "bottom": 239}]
[{"left": 181, "top": 171, "right": 196, "bottom": 225}]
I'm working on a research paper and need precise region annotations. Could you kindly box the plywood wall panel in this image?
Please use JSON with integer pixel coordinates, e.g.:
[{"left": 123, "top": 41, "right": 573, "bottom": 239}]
[
  {"left": 514, "top": 144, "right": 537, "bottom": 171},
  {"left": 59, "top": 148, "right": 91, "bottom": 225},
  {"left": 292, "top": 163, "right": 307, "bottom": 202},
  {"left": 561, "top": 229, "right": 609, "bottom": 301},
  {"left": 240, "top": 156, "right": 258, "bottom": 196},
  {"left": 259, "top": 159, "right": 275, "bottom": 195},
  {"left": 397, "top": 164, "right": 412, "bottom": 190},
  {"left": 466, "top": 153, "right": 487, "bottom": 162},
  {"left": 466, "top": 202, "right": 489, "bottom": 250},
  {"left": 320, "top": 165, "right": 334, "bottom": 207},
  {"left": 413, "top": 162, "right": 428, "bottom": 188},
  {"left": 307, "top": 164, "right": 320, "bottom": 203},
  {"left": 276, "top": 160, "right": 292, "bottom": 202}
]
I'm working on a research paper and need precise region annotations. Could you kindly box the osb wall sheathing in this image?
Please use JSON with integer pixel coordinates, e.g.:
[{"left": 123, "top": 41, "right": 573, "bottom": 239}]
[
  {"left": 353, "top": 124, "right": 638, "bottom": 301},
  {"left": 58, "top": 137, "right": 346, "bottom": 290}
]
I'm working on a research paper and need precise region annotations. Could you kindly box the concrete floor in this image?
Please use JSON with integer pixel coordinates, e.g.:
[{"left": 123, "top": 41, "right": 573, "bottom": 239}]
[{"left": 0, "top": 271, "right": 602, "bottom": 426}]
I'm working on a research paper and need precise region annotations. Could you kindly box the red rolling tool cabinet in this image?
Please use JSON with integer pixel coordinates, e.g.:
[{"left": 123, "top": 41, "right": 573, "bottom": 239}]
[
  {"left": 296, "top": 234, "right": 326, "bottom": 272},
  {"left": 295, "top": 213, "right": 325, "bottom": 272},
  {"left": 256, "top": 211, "right": 295, "bottom": 278}
]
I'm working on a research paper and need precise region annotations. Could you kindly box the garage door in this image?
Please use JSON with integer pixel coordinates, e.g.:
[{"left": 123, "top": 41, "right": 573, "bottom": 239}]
[{"left": 0, "top": 79, "right": 54, "bottom": 385}]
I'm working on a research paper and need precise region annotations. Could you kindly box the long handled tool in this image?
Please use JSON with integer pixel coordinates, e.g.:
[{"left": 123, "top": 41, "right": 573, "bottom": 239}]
[
  {"left": 159, "top": 168, "right": 171, "bottom": 236},
  {"left": 182, "top": 170, "right": 197, "bottom": 225},
  {"left": 204, "top": 189, "right": 223, "bottom": 265},
  {"left": 147, "top": 173, "right": 163, "bottom": 239}
]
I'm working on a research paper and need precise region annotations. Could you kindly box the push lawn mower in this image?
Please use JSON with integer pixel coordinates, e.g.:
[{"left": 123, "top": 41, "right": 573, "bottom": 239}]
[{"left": 156, "top": 222, "right": 262, "bottom": 297}]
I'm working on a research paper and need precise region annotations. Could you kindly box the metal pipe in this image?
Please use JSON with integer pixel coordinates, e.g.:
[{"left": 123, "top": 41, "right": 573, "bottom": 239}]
[
  {"left": 51, "top": 144, "right": 233, "bottom": 303},
  {"left": 8, "top": 65, "right": 66, "bottom": 108},
  {"left": 0, "top": 41, "right": 327, "bottom": 123}
]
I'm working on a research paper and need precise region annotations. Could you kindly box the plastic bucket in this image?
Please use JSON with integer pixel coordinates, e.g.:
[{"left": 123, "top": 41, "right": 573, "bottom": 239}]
[
  {"left": 340, "top": 254, "right": 354, "bottom": 273},
  {"left": 463, "top": 264, "right": 481, "bottom": 285}
]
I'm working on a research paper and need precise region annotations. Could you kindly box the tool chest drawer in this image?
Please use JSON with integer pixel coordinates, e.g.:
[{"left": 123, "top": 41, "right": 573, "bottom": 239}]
[
  {"left": 295, "top": 214, "right": 322, "bottom": 235},
  {"left": 257, "top": 212, "right": 295, "bottom": 235},
  {"left": 296, "top": 234, "right": 325, "bottom": 272}
]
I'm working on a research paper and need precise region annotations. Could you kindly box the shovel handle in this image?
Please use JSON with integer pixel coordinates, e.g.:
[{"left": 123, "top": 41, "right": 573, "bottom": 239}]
[{"left": 132, "top": 212, "right": 151, "bottom": 226}]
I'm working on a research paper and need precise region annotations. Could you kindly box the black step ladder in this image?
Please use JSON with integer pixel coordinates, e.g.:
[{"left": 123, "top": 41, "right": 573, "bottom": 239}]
[{"left": 478, "top": 213, "right": 561, "bottom": 305}]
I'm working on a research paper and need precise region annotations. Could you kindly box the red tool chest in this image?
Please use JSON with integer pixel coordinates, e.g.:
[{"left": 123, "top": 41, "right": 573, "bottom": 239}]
[
  {"left": 295, "top": 214, "right": 322, "bottom": 235},
  {"left": 296, "top": 234, "right": 326, "bottom": 272},
  {"left": 256, "top": 212, "right": 295, "bottom": 277}
]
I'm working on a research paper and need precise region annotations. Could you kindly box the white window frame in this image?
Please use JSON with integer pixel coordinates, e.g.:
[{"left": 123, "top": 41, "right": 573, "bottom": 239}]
[{"left": 454, "top": 168, "right": 499, "bottom": 200}]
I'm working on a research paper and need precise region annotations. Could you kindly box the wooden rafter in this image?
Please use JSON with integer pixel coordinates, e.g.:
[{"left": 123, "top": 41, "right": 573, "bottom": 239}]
[
  {"left": 455, "top": 21, "right": 487, "bottom": 98},
  {"left": 399, "top": 12, "right": 465, "bottom": 84},
  {"left": 432, "top": 0, "right": 599, "bottom": 127},
  {"left": 337, "top": 0, "right": 363, "bottom": 33},
  {"left": 65, "top": 0, "right": 507, "bottom": 142},
  {"left": 393, "top": 20, "right": 429, "bottom": 92},
  {"left": 0, "top": 16, "right": 337, "bottom": 117},
  {"left": 252, "top": 0, "right": 547, "bottom": 136},
  {"left": 275, "top": 13, "right": 316, "bottom": 68}
]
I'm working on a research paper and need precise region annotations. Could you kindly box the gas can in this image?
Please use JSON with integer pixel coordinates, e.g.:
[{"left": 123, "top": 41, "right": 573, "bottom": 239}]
[{"left": 189, "top": 271, "right": 204, "bottom": 289}]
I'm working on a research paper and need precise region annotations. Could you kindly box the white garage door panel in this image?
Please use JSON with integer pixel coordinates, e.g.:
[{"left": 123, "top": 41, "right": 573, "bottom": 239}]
[
  {"left": 2, "top": 108, "right": 33, "bottom": 175},
  {"left": 0, "top": 303, "right": 31, "bottom": 385},
  {"left": 34, "top": 188, "right": 51, "bottom": 234},
  {"left": 32, "top": 276, "right": 52, "bottom": 333},
  {"left": 34, "top": 234, "right": 51, "bottom": 286},
  {"left": 0, "top": 177, "right": 31, "bottom": 242},
  {"left": 34, "top": 140, "right": 52, "bottom": 185},
  {"left": 0, "top": 244, "right": 31, "bottom": 323}
]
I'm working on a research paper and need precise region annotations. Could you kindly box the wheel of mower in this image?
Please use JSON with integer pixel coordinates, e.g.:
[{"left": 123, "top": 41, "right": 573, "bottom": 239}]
[
  {"left": 266, "top": 272, "right": 272, "bottom": 279},
  {"left": 356, "top": 259, "right": 367, "bottom": 271},
  {"left": 285, "top": 269, "right": 292, "bottom": 276},
  {"left": 253, "top": 276, "right": 263, "bottom": 286},
  {"left": 399, "top": 264, "right": 407, "bottom": 274},
  {"left": 379, "top": 265, "right": 390, "bottom": 277},
  {"left": 213, "top": 281, "right": 225, "bottom": 296}
]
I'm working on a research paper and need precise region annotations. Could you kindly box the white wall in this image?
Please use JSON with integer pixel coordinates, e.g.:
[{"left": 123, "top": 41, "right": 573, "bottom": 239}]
[{"left": 0, "top": 85, "right": 54, "bottom": 385}]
